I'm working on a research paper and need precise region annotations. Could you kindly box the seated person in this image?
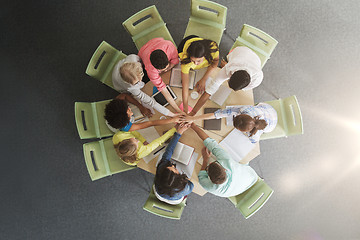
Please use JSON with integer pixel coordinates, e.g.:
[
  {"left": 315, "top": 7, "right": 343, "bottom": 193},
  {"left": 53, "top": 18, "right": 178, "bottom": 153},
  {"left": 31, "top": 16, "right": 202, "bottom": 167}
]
[
  {"left": 138, "top": 38, "right": 182, "bottom": 113},
  {"left": 104, "top": 94, "right": 182, "bottom": 132},
  {"left": 154, "top": 123, "right": 193, "bottom": 204},
  {"left": 112, "top": 54, "right": 176, "bottom": 117},
  {"left": 184, "top": 103, "right": 277, "bottom": 143},
  {"left": 177, "top": 35, "right": 219, "bottom": 113},
  {"left": 191, "top": 123, "right": 259, "bottom": 197},
  {"left": 112, "top": 126, "right": 177, "bottom": 166},
  {"left": 189, "top": 46, "right": 263, "bottom": 116}
]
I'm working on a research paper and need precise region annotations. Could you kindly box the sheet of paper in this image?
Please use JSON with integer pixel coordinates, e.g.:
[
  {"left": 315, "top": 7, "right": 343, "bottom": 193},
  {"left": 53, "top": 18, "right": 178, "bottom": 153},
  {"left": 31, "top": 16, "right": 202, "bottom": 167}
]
[
  {"left": 219, "top": 129, "right": 255, "bottom": 162},
  {"left": 210, "top": 85, "right": 232, "bottom": 106},
  {"left": 175, "top": 152, "right": 198, "bottom": 178}
]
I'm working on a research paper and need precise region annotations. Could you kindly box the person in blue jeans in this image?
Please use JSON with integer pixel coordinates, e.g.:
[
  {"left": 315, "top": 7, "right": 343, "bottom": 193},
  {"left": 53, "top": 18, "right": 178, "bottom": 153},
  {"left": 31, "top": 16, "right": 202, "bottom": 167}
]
[{"left": 154, "top": 123, "right": 193, "bottom": 203}]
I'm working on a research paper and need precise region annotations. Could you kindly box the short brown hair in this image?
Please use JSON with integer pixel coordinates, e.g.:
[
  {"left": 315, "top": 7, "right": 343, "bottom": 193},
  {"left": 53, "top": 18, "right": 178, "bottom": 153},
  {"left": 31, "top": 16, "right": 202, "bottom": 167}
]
[
  {"left": 208, "top": 162, "right": 226, "bottom": 184},
  {"left": 150, "top": 49, "right": 169, "bottom": 69},
  {"left": 228, "top": 70, "right": 250, "bottom": 91}
]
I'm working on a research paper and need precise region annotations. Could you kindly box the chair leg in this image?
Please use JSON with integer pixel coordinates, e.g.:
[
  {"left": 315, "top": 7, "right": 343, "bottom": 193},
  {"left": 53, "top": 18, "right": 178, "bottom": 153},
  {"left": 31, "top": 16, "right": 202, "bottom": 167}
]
[
  {"left": 223, "top": 29, "right": 236, "bottom": 42},
  {"left": 140, "top": 169, "right": 151, "bottom": 191},
  {"left": 261, "top": 83, "right": 280, "bottom": 99}
]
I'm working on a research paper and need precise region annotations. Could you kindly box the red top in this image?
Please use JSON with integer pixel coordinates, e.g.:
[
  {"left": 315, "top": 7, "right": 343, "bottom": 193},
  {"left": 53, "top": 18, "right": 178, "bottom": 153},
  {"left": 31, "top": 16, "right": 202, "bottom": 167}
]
[{"left": 138, "top": 38, "right": 179, "bottom": 91}]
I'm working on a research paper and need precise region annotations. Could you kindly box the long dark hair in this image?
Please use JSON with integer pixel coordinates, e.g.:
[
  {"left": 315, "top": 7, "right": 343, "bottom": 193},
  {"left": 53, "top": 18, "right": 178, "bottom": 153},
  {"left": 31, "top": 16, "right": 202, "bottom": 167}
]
[
  {"left": 181, "top": 39, "right": 218, "bottom": 65},
  {"left": 155, "top": 161, "right": 188, "bottom": 197},
  {"left": 233, "top": 114, "right": 267, "bottom": 137}
]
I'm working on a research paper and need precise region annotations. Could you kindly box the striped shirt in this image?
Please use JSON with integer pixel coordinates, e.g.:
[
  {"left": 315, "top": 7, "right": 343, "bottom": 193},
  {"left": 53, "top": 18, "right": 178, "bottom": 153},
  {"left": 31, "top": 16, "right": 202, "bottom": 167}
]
[{"left": 214, "top": 103, "right": 277, "bottom": 143}]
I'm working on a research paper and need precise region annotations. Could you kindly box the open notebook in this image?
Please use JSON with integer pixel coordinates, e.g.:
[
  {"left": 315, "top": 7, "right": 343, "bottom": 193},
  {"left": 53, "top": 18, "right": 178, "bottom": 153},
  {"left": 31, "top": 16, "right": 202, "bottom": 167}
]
[
  {"left": 209, "top": 85, "right": 232, "bottom": 106},
  {"left": 219, "top": 129, "right": 255, "bottom": 162},
  {"left": 171, "top": 142, "right": 195, "bottom": 165},
  {"left": 170, "top": 65, "right": 210, "bottom": 89}
]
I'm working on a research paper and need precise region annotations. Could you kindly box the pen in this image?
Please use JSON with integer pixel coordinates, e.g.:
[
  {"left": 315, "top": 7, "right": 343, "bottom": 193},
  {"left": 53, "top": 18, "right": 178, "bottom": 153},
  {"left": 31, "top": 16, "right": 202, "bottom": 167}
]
[{"left": 153, "top": 146, "right": 166, "bottom": 155}]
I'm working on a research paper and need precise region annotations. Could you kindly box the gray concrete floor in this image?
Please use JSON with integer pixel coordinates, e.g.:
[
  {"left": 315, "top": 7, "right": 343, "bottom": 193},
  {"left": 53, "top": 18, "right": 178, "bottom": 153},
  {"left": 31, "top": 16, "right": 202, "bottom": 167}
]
[{"left": 1, "top": 0, "right": 360, "bottom": 239}]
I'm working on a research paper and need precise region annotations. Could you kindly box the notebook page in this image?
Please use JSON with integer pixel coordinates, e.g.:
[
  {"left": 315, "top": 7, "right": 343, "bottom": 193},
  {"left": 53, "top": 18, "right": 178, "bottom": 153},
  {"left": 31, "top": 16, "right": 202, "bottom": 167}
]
[
  {"left": 210, "top": 85, "right": 232, "bottom": 106},
  {"left": 219, "top": 129, "right": 255, "bottom": 161}
]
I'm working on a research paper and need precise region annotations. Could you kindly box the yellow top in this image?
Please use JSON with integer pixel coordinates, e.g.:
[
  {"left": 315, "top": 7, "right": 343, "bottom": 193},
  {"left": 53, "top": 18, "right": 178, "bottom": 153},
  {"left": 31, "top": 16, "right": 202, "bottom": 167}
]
[
  {"left": 178, "top": 37, "right": 219, "bottom": 74},
  {"left": 112, "top": 128, "right": 177, "bottom": 166}
]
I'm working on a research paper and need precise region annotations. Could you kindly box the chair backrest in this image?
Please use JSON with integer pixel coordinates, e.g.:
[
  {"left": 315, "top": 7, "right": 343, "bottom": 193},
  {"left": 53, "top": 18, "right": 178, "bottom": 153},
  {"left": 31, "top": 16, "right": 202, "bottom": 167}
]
[
  {"left": 228, "top": 179, "right": 273, "bottom": 219},
  {"left": 83, "top": 138, "right": 136, "bottom": 181},
  {"left": 260, "top": 95, "right": 303, "bottom": 140},
  {"left": 85, "top": 41, "right": 127, "bottom": 89},
  {"left": 75, "top": 100, "right": 114, "bottom": 139},
  {"left": 184, "top": 0, "right": 227, "bottom": 44},
  {"left": 282, "top": 95, "right": 303, "bottom": 136},
  {"left": 231, "top": 24, "right": 278, "bottom": 68},
  {"left": 190, "top": 0, "right": 227, "bottom": 26},
  {"left": 122, "top": 5, "right": 175, "bottom": 50},
  {"left": 143, "top": 187, "right": 186, "bottom": 220}
]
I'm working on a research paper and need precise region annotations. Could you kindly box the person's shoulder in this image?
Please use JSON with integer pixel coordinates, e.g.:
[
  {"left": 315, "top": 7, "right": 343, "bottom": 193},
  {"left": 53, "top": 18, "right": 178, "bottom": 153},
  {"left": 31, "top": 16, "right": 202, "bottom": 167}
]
[{"left": 125, "top": 54, "right": 140, "bottom": 62}]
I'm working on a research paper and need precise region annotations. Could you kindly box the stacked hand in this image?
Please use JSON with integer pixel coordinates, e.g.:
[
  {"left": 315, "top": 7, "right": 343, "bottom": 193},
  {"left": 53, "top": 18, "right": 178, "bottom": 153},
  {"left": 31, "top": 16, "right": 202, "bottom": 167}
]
[{"left": 175, "top": 122, "right": 191, "bottom": 134}]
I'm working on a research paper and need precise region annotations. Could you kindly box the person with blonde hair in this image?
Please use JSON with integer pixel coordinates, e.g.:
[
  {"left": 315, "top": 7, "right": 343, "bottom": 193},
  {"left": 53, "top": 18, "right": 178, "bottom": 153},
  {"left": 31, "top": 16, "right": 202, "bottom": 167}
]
[
  {"left": 112, "top": 126, "right": 177, "bottom": 166},
  {"left": 112, "top": 54, "right": 176, "bottom": 117}
]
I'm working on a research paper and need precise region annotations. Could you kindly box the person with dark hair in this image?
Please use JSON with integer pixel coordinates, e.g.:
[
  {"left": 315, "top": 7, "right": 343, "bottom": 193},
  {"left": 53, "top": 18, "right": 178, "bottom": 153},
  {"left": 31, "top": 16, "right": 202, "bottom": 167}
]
[
  {"left": 154, "top": 123, "right": 193, "bottom": 204},
  {"left": 177, "top": 36, "right": 219, "bottom": 113},
  {"left": 183, "top": 103, "right": 277, "bottom": 143},
  {"left": 138, "top": 38, "right": 182, "bottom": 113},
  {"left": 104, "top": 93, "right": 182, "bottom": 132},
  {"left": 189, "top": 46, "right": 263, "bottom": 116},
  {"left": 191, "top": 123, "right": 259, "bottom": 197},
  {"left": 111, "top": 54, "right": 176, "bottom": 117}
]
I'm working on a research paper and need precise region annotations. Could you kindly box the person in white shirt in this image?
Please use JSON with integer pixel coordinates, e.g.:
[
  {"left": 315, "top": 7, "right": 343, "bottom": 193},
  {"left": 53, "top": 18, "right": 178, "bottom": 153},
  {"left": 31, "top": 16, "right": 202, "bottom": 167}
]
[
  {"left": 189, "top": 47, "right": 263, "bottom": 116},
  {"left": 112, "top": 54, "right": 176, "bottom": 117}
]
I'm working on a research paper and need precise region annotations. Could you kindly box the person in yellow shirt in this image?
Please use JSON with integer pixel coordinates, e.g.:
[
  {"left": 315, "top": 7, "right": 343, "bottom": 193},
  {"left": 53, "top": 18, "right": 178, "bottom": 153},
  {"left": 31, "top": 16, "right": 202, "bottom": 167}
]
[
  {"left": 177, "top": 35, "right": 219, "bottom": 113},
  {"left": 112, "top": 127, "right": 176, "bottom": 166}
]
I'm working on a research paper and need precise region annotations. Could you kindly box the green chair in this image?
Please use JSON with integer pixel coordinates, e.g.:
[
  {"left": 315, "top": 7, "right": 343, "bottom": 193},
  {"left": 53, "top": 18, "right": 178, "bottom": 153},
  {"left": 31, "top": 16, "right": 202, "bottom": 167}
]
[
  {"left": 85, "top": 41, "right": 127, "bottom": 90},
  {"left": 231, "top": 24, "right": 278, "bottom": 68},
  {"left": 143, "top": 186, "right": 187, "bottom": 220},
  {"left": 228, "top": 179, "right": 273, "bottom": 219},
  {"left": 260, "top": 95, "right": 304, "bottom": 140},
  {"left": 83, "top": 138, "right": 136, "bottom": 181},
  {"left": 74, "top": 99, "right": 114, "bottom": 140},
  {"left": 122, "top": 5, "right": 175, "bottom": 50},
  {"left": 184, "top": 0, "right": 227, "bottom": 45}
]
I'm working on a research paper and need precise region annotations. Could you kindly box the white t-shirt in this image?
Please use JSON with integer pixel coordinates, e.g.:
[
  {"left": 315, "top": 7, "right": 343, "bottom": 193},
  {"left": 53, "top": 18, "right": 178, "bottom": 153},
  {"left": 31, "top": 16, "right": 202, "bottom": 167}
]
[
  {"left": 112, "top": 54, "right": 170, "bottom": 116},
  {"left": 206, "top": 47, "right": 263, "bottom": 95}
]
